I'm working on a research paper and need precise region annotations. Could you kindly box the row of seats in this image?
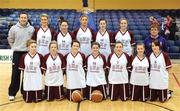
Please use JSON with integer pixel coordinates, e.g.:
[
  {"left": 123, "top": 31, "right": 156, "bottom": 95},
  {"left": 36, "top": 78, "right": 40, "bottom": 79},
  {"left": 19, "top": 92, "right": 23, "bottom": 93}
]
[{"left": 0, "top": 9, "right": 180, "bottom": 59}]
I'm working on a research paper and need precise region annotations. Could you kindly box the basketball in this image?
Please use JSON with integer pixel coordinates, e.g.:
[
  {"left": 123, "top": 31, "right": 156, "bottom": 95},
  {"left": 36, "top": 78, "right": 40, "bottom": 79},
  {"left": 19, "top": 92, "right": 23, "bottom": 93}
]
[
  {"left": 91, "top": 90, "right": 103, "bottom": 102},
  {"left": 71, "top": 90, "right": 83, "bottom": 102}
]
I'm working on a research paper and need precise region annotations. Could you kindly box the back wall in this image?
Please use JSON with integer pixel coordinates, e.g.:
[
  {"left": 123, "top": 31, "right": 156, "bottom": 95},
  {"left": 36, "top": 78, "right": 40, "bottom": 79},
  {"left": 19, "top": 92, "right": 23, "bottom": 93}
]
[{"left": 0, "top": 0, "right": 180, "bottom": 9}]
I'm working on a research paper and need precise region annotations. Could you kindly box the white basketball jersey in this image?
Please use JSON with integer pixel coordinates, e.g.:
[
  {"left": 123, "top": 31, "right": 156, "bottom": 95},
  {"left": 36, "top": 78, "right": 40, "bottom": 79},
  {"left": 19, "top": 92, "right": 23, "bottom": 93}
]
[
  {"left": 76, "top": 28, "right": 92, "bottom": 56},
  {"left": 19, "top": 53, "right": 43, "bottom": 91},
  {"left": 57, "top": 32, "right": 72, "bottom": 56},
  {"left": 115, "top": 31, "right": 133, "bottom": 56},
  {"left": 86, "top": 54, "right": 107, "bottom": 86},
  {"left": 65, "top": 52, "right": 86, "bottom": 89},
  {"left": 149, "top": 52, "right": 172, "bottom": 89},
  {"left": 108, "top": 53, "right": 129, "bottom": 84},
  {"left": 96, "top": 31, "right": 111, "bottom": 60},
  {"left": 36, "top": 28, "right": 52, "bottom": 56},
  {"left": 44, "top": 54, "right": 64, "bottom": 86},
  {"left": 130, "top": 56, "right": 149, "bottom": 86}
]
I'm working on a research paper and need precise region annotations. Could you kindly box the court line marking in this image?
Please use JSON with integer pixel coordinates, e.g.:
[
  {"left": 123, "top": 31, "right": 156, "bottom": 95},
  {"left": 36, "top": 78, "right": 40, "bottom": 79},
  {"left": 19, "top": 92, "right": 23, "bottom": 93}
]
[
  {"left": 0, "top": 100, "right": 23, "bottom": 107},
  {"left": 172, "top": 73, "right": 180, "bottom": 88},
  {"left": 145, "top": 102, "right": 174, "bottom": 111},
  {"left": 76, "top": 102, "right": 80, "bottom": 111}
]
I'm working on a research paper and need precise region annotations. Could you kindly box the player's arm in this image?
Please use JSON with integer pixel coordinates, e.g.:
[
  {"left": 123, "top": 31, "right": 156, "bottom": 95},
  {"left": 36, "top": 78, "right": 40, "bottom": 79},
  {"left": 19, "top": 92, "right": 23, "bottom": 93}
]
[{"left": 7, "top": 26, "right": 15, "bottom": 47}]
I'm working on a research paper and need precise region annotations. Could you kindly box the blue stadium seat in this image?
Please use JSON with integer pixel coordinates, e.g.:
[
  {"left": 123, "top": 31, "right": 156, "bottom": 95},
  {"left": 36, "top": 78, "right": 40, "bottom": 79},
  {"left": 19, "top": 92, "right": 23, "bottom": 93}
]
[
  {"left": 0, "top": 34, "right": 7, "bottom": 39},
  {"left": 132, "top": 30, "right": 140, "bottom": 35},
  {"left": 0, "top": 39, "right": 9, "bottom": 45},
  {"left": 168, "top": 46, "right": 180, "bottom": 59},
  {"left": 174, "top": 40, "right": 180, "bottom": 47},
  {"left": 0, "top": 45, "right": 7, "bottom": 49},
  {"left": 136, "top": 40, "right": 144, "bottom": 44},
  {"left": 134, "top": 35, "right": 143, "bottom": 41},
  {"left": 167, "top": 40, "right": 175, "bottom": 47},
  {"left": 168, "top": 46, "right": 179, "bottom": 53}
]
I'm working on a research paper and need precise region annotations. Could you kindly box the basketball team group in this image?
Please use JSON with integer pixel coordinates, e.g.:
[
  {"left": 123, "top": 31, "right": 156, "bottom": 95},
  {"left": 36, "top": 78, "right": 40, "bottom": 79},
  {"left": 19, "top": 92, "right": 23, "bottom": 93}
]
[{"left": 7, "top": 11, "right": 172, "bottom": 103}]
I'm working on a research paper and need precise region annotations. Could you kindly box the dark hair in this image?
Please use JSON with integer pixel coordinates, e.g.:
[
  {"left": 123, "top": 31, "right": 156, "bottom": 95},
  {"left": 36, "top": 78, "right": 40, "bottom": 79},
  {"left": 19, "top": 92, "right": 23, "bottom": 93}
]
[
  {"left": 71, "top": 40, "right": 80, "bottom": 47},
  {"left": 91, "top": 42, "right": 100, "bottom": 48},
  {"left": 59, "top": 16, "right": 68, "bottom": 25},
  {"left": 115, "top": 41, "right": 123, "bottom": 48},
  {"left": 136, "top": 42, "right": 145, "bottom": 49},
  {"left": 19, "top": 11, "right": 28, "bottom": 18},
  {"left": 59, "top": 16, "right": 64, "bottom": 21},
  {"left": 99, "top": 18, "right": 107, "bottom": 23},
  {"left": 49, "top": 40, "right": 58, "bottom": 49},
  {"left": 60, "top": 20, "right": 68, "bottom": 25},
  {"left": 152, "top": 39, "right": 161, "bottom": 48}
]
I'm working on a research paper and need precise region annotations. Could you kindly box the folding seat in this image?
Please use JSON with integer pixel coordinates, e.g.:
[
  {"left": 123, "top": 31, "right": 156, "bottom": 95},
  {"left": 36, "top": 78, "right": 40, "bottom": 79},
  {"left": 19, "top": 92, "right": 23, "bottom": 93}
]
[
  {"left": 2, "top": 29, "right": 8, "bottom": 35},
  {"left": 130, "top": 25, "right": 138, "bottom": 30},
  {"left": 10, "top": 14, "right": 17, "bottom": 18},
  {"left": 0, "top": 24, "right": 6, "bottom": 29},
  {"left": 132, "top": 30, "right": 140, "bottom": 35},
  {"left": 140, "top": 30, "right": 149, "bottom": 37},
  {"left": 0, "top": 34, "right": 7, "bottom": 39},
  {"left": 1, "top": 21, "right": 8, "bottom": 26},
  {"left": 174, "top": 40, "right": 180, "bottom": 47},
  {"left": 6, "top": 17, "right": 13, "bottom": 21},
  {"left": 136, "top": 40, "right": 144, "bottom": 44},
  {"left": 0, "top": 39, "right": 9, "bottom": 45},
  {"left": 138, "top": 26, "right": 146, "bottom": 30},
  {"left": 0, "top": 45, "right": 7, "bottom": 49},
  {"left": 168, "top": 46, "right": 179, "bottom": 53},
  {"left": 134, "top": 35, "right": 143, "bottom": 41},
  {"left": 168, "top": 46, "right": 180, "bottom": 59},
  {"left": 167, "top": 40, "right": 175, "bottom": 47}
]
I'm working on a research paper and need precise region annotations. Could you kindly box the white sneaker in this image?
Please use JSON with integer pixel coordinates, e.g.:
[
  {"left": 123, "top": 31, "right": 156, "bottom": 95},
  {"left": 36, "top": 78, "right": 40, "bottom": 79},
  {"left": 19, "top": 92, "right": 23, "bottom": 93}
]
[
  {"left": 9, "top": 96, "right": 15, "bottom": 101},
  {"left": 167, "top": 90, "right": 173, "bottom": 100}
]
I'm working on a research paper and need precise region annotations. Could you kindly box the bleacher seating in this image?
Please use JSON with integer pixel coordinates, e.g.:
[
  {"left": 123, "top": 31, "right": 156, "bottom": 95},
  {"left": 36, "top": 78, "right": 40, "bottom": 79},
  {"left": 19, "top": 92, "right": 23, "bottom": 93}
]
[{"left": 0, "top": 9, "right": 180, "bottom": 58}]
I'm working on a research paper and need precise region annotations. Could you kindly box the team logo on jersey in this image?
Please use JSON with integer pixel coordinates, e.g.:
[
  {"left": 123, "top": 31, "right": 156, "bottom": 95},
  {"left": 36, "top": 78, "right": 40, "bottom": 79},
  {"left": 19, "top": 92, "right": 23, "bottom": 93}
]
[
  {"left": 79, "top": 37, "right": 90, "bottom": 44},
  {"left": 112, "top": 64, "right": 123, "bottom": 72},
  {"left": 42, "top": 35, "right": 46, "bottom": 38},
  {"left": 134, "top": 66, "right": 146, "bottom": 73},
  {"left": 26, "top": 61, "right": 37, "bottom": 73},
  {"left": 59, "top": 40, "right": 69, "bottom": 50},
  {"left": 68, "top": 60, "right": 78, "bottom": 71},
  {"left": 30, "top": 62, "right": 33, "bottom": 65},
  {"left": 90, "top": 61, "right": 100, "bottom": 73},
  {"left": 100, "top": 39, "right": 107, "bottom": 49},
  {"left": 151, "top": 63, "right": 161, "bottom": 71},
  {"left": 38, "top": 39, "right": 49, "bottom": 46},
  {"left": 49, "top": 63, "right": 61, "bottom": 73}
]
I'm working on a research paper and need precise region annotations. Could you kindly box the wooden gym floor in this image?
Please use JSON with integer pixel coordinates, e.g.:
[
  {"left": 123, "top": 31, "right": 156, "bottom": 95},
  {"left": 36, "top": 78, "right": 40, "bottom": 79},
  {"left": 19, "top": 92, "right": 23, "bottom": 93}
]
[{"left": 0, "top": 63, "right": 180, "bottom": 111}]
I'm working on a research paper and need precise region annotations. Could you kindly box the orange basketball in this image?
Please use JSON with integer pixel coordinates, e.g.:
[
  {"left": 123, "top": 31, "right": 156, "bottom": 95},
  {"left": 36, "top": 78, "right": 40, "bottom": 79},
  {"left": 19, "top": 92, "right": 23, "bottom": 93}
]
[
  {"left": 71, "top": 90, "right": 83, "bottom": 102},
  {"left": 91, "top": 90, "right": 103, "bottom": 102}
]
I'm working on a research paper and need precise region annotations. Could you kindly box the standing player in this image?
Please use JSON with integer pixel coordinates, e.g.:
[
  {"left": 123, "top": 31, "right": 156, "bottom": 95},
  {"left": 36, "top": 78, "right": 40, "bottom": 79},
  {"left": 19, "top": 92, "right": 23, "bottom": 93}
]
[
  {"left": 144, "top": 24, "right": 168, "bottom": 56},
  {"left": 130, "top": 43, "right": 150, "bottom": 101},
  {"left": 95, "top": 18, "right": 113, "bottom": 60},
  {"left": 73, "top": 14, "right": 94, "bottom": 56},
  {"left": 55, "top": 17, "right": 74, "bottom": 56},
  {"left": 42, "top": 41, "right": 65, "bottom": 101},
  {"left": 8, "top": 11, "right": 34, "bottom": 101},
  {"left": 149, "top": 40, "right": 172, "bottom": 102},
  {"left": 19, "top": 39, "right": 44, "bottom": 103},
  {"left": 86, "top": 42, "right": 107, "bottom": 100},
  {"left": 65, "top": 40, "right": 86, "bottom": 101},
  {"left": 32, "top": 13, "right": 56, "bottom": 56},
  {"left": 113, "top": 18, "right": 135, "bottom": 56},
  {"left": 107, "top": 42, "right": 130, "bottom": 101}
]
